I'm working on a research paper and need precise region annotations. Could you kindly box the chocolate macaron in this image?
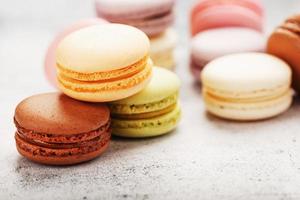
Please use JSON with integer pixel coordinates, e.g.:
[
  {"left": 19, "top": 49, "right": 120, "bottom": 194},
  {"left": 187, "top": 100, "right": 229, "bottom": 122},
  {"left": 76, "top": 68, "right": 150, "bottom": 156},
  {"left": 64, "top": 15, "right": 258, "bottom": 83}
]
[
  {"left": 267, "top": 14, "right": 300, "bottom": 92},
  {"left": 14, "top": 93, "right": 111, "bottom": 165}
]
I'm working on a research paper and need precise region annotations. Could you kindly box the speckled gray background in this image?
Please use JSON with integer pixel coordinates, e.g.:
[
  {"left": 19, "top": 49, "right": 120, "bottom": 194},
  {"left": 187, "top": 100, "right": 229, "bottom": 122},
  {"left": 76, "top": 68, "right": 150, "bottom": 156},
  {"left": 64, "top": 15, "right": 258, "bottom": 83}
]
[{"left": 1, "top": 0, "right": 300, "bottom": 199}]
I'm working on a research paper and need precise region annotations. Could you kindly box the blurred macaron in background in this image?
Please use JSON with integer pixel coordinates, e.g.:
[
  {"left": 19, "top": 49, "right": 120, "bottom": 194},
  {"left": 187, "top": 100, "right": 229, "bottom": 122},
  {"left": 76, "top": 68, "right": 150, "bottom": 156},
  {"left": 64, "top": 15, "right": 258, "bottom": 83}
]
[
  {"left": 95, "top": 0, "right": 178, "bottom": 69},
  {"left": 190, "top": 0, "right": 264, "bottom": 36},
  {"left": 189, "top": 0, "right": 266, "bottom": 82}
]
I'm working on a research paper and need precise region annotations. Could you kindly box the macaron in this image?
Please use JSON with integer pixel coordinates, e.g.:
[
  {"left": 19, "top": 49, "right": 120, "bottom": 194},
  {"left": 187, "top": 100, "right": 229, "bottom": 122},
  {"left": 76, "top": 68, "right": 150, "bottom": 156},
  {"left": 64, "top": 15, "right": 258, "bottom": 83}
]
[
  {"left": 201, "top": 53, "right": 292, "bottom": 121},
  {"left": 267, "top": 14, "right": 300, "bottom": 93},
  {"left": 191, "top": 0, "right": 264, "bottom": 36},
  {"left": 14, "top": 93, "right": 111, "bottom": 165},
  {"left": 150, "top": 29, "right": 177, "bottom": 69},
  {"left": 44, "top": 18, "right": 107, "bottom": 88},
  {"left": 56, "top": 24, "right": 153, "bottom": 102},
  {"left": 95, "top": 0, "right": 175, "bottom": 37},
  {"left": 109, "top": 67, "right": 181, "bottom": 138},
  {"left": 191, "top": 27, "right": 265, "bottom": 80}
]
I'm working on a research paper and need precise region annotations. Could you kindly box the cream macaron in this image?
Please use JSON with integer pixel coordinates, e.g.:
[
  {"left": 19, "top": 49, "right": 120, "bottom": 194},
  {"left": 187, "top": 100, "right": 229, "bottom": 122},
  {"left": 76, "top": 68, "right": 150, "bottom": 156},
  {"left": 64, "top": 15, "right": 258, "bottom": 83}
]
[
  {"left": 56, "top": 24, "right": 152, "bottom": 102},
  {"left": 201, "top": 53, "right": 293, "bottom": 121},
  {"left": 150, "top": 29, "right": 177, "bottom": 69}
]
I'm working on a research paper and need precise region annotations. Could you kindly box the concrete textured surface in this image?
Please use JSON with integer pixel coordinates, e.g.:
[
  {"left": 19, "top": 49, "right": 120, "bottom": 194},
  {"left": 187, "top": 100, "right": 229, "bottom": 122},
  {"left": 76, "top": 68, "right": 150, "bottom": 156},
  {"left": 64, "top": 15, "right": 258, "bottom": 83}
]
[{"left": 1, "top": 0, "right": 300, "bottom": 199}]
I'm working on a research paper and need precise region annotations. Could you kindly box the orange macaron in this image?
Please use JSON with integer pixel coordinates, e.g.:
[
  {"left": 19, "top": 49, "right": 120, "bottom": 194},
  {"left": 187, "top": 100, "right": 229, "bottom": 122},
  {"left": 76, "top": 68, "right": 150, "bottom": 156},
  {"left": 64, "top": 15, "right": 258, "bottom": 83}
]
[{"left": 56, "top": 23, "right": 153, "bottom": 102}]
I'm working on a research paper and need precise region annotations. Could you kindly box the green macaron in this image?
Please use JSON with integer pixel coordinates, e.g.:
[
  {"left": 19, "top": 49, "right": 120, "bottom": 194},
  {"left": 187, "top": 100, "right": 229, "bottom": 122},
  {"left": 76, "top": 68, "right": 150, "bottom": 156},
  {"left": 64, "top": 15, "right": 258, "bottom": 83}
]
[{"left": 109, "top": 67, "right": 181, "bottom": 138}]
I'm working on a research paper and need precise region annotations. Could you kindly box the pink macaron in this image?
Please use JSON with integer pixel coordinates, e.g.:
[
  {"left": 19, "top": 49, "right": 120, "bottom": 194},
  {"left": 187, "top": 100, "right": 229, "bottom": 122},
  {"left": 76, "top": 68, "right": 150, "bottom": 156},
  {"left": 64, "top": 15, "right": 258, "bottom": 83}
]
[
  {"left": 190, "top": 27, "right": 266, "bottom": 81},
  {"left": 95, "top": 0, "right": 175, "bottom": 37},
  {"left": 191, "top": 0, "right": 264, "bottom": 36},
  {"left": 44, "top": 18, "right": 107, "bottom": 88}
]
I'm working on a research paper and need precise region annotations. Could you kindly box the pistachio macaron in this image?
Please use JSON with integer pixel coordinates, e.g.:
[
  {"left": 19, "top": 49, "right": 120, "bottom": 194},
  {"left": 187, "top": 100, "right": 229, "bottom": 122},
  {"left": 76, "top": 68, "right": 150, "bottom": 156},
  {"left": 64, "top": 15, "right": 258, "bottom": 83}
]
[
  {"left": 56, "top": 24, "right": 152, "bottom": 102},
  {"left": 201, "top": 53, "right": 293, "bottom": 121},
  {"left": 109, "top": 67, "right": 181, "bottom": 138}
]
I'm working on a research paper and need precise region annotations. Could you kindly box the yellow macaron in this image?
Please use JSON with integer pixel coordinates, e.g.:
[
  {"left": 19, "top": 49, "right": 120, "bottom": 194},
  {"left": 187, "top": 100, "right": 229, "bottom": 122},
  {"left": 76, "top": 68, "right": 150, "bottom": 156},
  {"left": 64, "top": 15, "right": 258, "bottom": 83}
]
[
  {"left": 201, "top": 53, "right": 293, "bottom": 121},
  {"left": 56, "top": 24, "right": 153, "bottom": 102}
]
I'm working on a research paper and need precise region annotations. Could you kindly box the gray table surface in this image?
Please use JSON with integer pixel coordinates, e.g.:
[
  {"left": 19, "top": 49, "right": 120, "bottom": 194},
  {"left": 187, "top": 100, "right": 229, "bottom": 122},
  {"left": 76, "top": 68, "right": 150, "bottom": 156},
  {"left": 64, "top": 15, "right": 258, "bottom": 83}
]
[{"left": 1, "top": 0, "right": 300, "bottom": 199}]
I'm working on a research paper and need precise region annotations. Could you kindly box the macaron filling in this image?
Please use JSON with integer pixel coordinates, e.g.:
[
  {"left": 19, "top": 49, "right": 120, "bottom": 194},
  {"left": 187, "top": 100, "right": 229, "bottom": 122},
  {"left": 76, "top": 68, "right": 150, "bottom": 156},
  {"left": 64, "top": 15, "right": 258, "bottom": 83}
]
[
  {"left": 98, "top": 6, "right": 173, "bottom": 21},
  {"left": 204, "top": 84, "right": 291, "bottom": 101},
  {"left": 57, "top": 56, "right": 149, "bottom": 81},
  {"left": 204, "top": 88, "right": 292, "bottom": 104},
  {"left": 109, "top": 93, "right": 178, "bottom": 115},
  {"left": 58, "top": 59, "right": 152, "bottom": 93},
  {"left": 14, "top": 118, "right": 110, "bottom": 144},
  {"left": 15, "top": 131, "right": 110, "bottom": 157},
  {"left": 112, "top": 103, "right": 177, "bottom": 120},
  {"left": 15, "top": 117, "right": 111, "bottom": 157},
  {"left": 111, "top": 103, "right": 181, "bottom": 129},
  {"left": 124, "top": 11, "right": 173, "bottom": 26},
  {"left": 108, "top": 11, "right": 174, "bottom": 36}
]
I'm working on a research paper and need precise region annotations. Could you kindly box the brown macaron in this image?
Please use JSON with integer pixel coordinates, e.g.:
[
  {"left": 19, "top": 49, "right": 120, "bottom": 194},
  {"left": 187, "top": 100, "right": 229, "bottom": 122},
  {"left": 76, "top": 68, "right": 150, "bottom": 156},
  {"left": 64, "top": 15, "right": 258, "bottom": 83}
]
[
  {"left": 267, "top": 14, "right": 300, "bottom": 92},
  {"left": 14, "top": 92, "right": 111, "bottom": 165}
]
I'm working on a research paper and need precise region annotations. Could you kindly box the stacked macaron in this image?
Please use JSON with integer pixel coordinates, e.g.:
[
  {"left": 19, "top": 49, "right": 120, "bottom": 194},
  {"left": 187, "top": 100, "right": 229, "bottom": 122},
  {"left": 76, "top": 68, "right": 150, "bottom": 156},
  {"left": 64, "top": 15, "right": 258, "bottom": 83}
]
[
  {"left": 95, "top": 0, "right": 177, "bottom": 69},
  {"left": 189, "top": 0, "right": 266, "bottom": 81},
  {"left": 15, "top": 23, "right": 181, "bottom": 165},
  {"left": 56, "top": 24, "right": 181, "bottom": 136}
]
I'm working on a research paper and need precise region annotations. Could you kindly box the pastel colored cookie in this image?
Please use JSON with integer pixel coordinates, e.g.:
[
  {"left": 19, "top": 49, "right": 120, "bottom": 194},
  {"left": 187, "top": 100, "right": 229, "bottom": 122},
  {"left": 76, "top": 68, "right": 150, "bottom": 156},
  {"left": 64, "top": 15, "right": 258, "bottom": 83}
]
[
  {"left": 201, "top": 53, "right": 292, "bottom": 121},
  {"left": 14, "top": 93, "right": 111, "bottom": 165},
  {"left": 44, "top": 18, "right": 107, "bottom": 88},
  {"left": 56, "top": 24, "right": 153, "bottom": 102},
  {"left": 109, "top": 67, "right": 181, "bottom": 138},
  {"left": 150, "top": 29, "right": 177, "bottom": 69},
  {"left": 267, "top": 14, "right": 300, "bottom": 93},
  {"left": 95, "top": 0, "right": 175, "bottom": 36},
  {"left": 191, "top": 0, "right": 264, "bottom": 35},
  {"left": 191, "top": 27, "right": 265, "bottom": 80}
]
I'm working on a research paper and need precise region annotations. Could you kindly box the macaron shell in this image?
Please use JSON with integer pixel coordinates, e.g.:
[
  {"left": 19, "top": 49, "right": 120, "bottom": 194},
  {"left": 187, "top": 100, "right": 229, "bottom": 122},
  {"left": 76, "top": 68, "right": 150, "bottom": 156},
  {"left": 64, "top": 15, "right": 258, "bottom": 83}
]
[
  {"left": 191, "top": 0, "right": 264, "bottom": 21},
  {"left": 203, "top": 89, "right": 292, "bottom": 121},
  {"left": 191, "top": 28, "right": 265, "bottom": 62},
  {"left": 192, "top": 5, "right": 263, "bottom": 35},
  {"left": 56, "top": 24, "right": 150, "bottom": 73},
  {"left": 44, "top": 18, "right": 107, "bottom": 87},
  {"left": 112, "top": 103, "right": 181, "bottom": 138},
  {"left": 14, "top": 93, "right": 110, "bottom": 135},
  {"left": 16, "top": 134, "right": 110, "bottom": 165},
  {"left": 95, "top": 0, "right": 175, "bottom": 19},
  {"left": 201, "top": 53, "right": 292, "bottom": 98},
  {"left": 110, "top": 67, "right": 180, "bottom": 105},
  {"left": 58, "top": 60, "right": 153, "bottom": 102}
]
